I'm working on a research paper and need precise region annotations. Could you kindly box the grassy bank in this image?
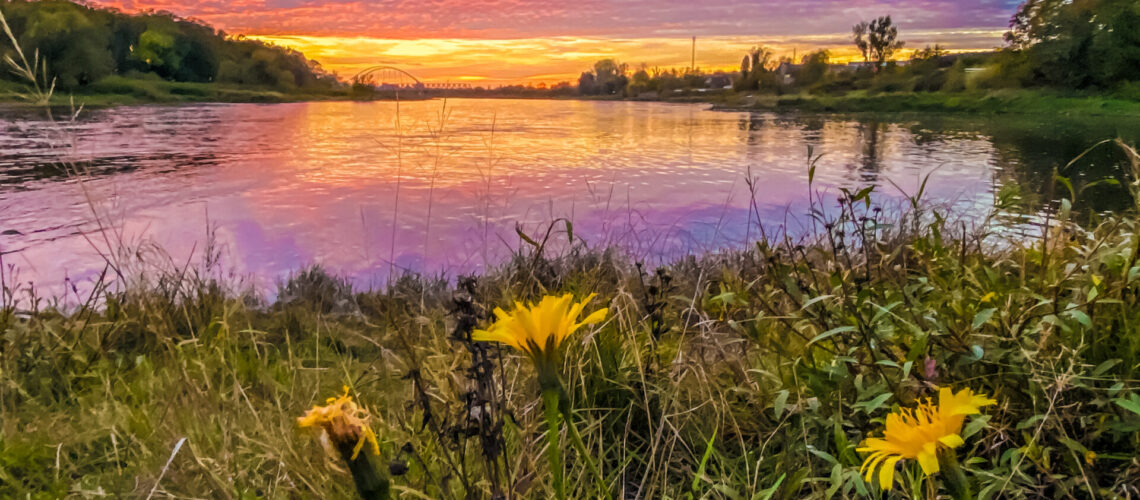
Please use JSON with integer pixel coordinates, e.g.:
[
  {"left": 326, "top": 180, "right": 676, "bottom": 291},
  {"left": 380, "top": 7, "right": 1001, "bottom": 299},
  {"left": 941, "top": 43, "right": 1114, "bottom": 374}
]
[
  {"left": 706, "top": 89, "right": 1140, "bottom": 117},
  {"left": 4, "top": 143, "right": 1140, "bottom": 498},
  {"left": 0, "top": 76, "right": 347, "bottom": 107}
]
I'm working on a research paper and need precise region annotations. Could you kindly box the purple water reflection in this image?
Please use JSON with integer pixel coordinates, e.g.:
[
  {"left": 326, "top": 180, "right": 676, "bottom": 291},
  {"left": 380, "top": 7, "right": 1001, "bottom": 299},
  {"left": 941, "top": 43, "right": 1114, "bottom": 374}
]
[{"left": 0, "top": 99, "right": 1000, "bottom": 296}]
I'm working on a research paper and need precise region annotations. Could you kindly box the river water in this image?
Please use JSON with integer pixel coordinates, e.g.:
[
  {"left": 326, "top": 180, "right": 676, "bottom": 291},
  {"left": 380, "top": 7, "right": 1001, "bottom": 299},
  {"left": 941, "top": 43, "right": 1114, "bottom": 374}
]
[{"left": 1, "top": 99, "right": 1138, "bottom": 295}]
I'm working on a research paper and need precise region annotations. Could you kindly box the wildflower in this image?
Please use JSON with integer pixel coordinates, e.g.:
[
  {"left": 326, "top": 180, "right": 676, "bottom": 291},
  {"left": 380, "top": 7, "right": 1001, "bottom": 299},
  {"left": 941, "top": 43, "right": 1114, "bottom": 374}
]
[
  {"left": 472, "top": 293, "right": 608, "bottom": 374},
  {"left": 473, "top": 293, "right": 612, "bottom": 500},
  {"left": 1085, "top": 450, "right": 1097, "bottom": 465},
  {"left": 298, "top": 386, "right": 380, "bottom": 460},
  {"left": 298, "top": 387, "right": 390, "bottom": 499},
  {"left": 858, "top": 387, "right": 996, "bottom": 490}
]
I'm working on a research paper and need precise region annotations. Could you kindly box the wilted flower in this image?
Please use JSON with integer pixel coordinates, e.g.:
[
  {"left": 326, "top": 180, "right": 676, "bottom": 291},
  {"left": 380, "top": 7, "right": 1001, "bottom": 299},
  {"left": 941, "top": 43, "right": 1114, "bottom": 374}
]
[
  {"left": 858, "top": 387, "right": 996, "bottom": 490},
  {"left": 298, "top": 386, "right": 380, "bottom": 460},
  {"left": 472, "top": 293, "right": 608, "bottom": 374},
  {"left": 298, "top": 387, "right": 390, "bottom": 499}
]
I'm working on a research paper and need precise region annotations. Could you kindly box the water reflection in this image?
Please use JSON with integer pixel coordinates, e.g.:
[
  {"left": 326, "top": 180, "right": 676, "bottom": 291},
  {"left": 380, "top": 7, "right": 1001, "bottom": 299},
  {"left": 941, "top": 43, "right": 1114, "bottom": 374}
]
[{"left": 0, "top": 99, "right": 1137, "bottom": 295}]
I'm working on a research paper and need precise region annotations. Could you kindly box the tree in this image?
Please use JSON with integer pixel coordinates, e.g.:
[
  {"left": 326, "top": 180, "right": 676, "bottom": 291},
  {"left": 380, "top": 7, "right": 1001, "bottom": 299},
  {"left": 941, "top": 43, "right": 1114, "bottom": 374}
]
[
  {"left": 627, "top": 65, "right": 652, "bottom": 96},
  {"left": 0, "top": 0, "right": 337, "bottom": 92},
  {"left": 852, "top": 16, "right": 905, "bottom": 70},
  {"left": 576, "top": 59, "right": 628, "bottom": 95},
  {"left": 4, "top": 0, "right": 114, "bottom": 88},
  {"left": 577, "top": 71, "right": 596, "bottom": 95},
  {"left": 132, "top": 28, "right": 181, "bottom": 77},
  {"left": 1006, "top": 0, "right": 1140, "bottom": 88},
  {"left": 797, "top": 50, "right": 830, "bottom": 86}
]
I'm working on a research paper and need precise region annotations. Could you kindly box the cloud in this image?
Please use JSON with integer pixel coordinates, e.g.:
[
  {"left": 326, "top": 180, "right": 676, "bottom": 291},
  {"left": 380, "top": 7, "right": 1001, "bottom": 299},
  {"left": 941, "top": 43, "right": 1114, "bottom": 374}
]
[
  {"left": 94, "top": 0, "right": 1020, "bottom": 39},
  {"left": 91, "top": 0, "right": 1018, "bottom": 84}
]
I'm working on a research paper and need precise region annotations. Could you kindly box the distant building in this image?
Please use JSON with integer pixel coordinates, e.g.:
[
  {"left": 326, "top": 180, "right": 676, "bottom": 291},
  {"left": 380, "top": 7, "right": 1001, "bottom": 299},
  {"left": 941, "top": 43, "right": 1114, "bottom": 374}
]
[
  {"left": 776, "top": 62, "right": 802, "bottom": 84},
  {"left": 704, "top": 71, "right": 732, "bottom": 89}
]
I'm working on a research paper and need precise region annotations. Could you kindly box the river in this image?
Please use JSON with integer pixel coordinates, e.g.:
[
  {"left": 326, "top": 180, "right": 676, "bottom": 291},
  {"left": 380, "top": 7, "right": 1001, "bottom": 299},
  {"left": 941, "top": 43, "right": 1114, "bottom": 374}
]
[{"left": 2, "top": 99, "right": 1138, "bottom": 295}]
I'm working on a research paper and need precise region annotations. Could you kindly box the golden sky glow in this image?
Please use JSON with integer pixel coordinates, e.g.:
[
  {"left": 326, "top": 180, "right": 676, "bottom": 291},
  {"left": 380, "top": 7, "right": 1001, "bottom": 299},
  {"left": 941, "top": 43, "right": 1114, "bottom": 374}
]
[
  {"left": 92, "top": 0, "right": 1017, "bottom": 85},
  {"left": 252, "top": 30, "right": 1006, "bottom": 86}
]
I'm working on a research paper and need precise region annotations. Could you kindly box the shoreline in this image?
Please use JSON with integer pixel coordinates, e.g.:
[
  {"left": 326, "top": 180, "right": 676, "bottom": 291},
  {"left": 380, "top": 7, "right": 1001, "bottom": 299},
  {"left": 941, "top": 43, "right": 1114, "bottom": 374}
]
[
  {"left": 4, "top": 83, "right": 1139, "bottom": 117},
  {"left": 697, "top": 89, "right": 1140, "bottom": 117}
]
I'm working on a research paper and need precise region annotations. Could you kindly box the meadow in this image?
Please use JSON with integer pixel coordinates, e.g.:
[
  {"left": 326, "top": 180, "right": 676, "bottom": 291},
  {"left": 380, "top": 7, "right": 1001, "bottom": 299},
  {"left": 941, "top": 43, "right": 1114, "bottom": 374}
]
[
  {"left": 4, "top": 10, "right": 1140, "bottom": 497},
  {"left": 3, "top": 140, "right": 1140, "bottom": 499}
]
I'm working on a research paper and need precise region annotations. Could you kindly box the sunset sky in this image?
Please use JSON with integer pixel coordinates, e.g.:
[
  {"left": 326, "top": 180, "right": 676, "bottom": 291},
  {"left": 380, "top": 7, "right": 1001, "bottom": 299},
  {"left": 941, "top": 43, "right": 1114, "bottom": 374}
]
[{"left": 93, "top": 0, "right": 1021, "bottom": 85}]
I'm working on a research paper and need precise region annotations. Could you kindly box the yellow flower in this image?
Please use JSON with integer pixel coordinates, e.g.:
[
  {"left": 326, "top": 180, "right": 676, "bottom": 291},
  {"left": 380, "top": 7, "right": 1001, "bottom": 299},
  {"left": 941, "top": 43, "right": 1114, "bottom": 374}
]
[
  {"left": 473, "top": 293, "right": 608, "bottom": 367},
  {"left": 858, "top": 387, "right": 996, "bottom": 490},
  {"left": 298, "top": 386, "right": 380, "bottom": 460}
]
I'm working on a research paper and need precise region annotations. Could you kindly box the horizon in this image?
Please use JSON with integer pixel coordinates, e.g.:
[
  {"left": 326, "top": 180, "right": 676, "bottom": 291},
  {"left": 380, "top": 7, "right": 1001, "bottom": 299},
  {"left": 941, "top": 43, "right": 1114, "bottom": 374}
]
[{"left": 90, "top": 0, "right": 1018, "bottom": 86}]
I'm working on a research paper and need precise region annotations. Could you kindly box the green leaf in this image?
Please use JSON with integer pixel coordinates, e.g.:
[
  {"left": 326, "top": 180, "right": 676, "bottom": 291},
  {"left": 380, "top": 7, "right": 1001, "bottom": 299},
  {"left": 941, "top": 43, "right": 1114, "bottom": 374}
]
[
  {"left": 969, "top": 344, "right": 984, "bottom": 360},
  {"left": 962, "top": 415, "right": 990, "bottom": 439},
  {"left": 808, "top": 325, "right": 856, "bottom": 346},
  {"left": 751, "top": 474, "right": 786, "bottom": 500},
  {"left": 1065, "top": 309, "right": 1091, "bottom": 328},
  {"left": 690, "top": 428, "right": 717, "bottom": 496},
  {"left": 1092, "top": 359, "right": 1121, "bottom": 377},
  {"left": 800, "top": 294, "right": 835, "bottom": 310},
  {"left": 515, "top": 224, "right": 539, "bottom": 248},
  {"left": 1114, "top": 394, "right": 1140, "bottom": 416},
  {"left": 856, "top": 392, "right": 893, "bottom": 414},
  {"left": 772, "top": 390, "right": 790, "bottom": 419},
  {"left": 972, "top": 308, "right": 997, "bottom": 330}
]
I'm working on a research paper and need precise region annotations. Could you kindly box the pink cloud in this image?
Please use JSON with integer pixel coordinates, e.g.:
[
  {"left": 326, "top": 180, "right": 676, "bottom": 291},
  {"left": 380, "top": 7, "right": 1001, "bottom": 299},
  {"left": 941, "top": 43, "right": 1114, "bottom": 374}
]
[{"left": 92, "top": 0, "right": 1020, "bottom": 39}]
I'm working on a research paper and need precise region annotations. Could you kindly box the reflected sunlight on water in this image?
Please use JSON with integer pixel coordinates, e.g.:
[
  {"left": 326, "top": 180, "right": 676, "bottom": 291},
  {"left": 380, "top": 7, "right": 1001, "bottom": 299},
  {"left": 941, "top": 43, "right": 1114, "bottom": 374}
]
[{"left": 1, "top": 99, "right": 1135, "bottom": 295}]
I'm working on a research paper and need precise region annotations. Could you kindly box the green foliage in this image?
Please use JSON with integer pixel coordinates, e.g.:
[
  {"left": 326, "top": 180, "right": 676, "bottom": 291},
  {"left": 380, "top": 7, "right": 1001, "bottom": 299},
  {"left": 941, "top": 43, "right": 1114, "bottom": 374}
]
[
  {"left": 1, "top": 0, "right": 112, "bottom": 88},
  {"left": 0, "top": 0, "right": 337, "bottom": 93},
  {"left": 1007, "top": 0, "right": 1140, "bottom": 88}
]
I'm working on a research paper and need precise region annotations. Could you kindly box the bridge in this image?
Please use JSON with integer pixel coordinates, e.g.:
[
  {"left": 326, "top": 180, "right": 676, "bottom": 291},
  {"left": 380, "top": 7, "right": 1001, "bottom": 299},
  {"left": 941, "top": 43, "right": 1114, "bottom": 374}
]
[{"left": 352, "top": 66, "right": 473, "bottom": 90}]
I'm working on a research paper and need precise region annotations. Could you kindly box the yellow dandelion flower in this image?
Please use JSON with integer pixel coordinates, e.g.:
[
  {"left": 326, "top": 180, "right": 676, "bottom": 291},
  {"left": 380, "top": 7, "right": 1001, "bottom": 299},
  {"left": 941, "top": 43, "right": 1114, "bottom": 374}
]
[
  {"left": 472, "top": 293, "right": 608, "bottom": 368},
  {"left": 298, "top": 386, "right": 380, "bottom": 460},
  {"left": 858, "top": 387, "right": 996, "bottom": 490}
]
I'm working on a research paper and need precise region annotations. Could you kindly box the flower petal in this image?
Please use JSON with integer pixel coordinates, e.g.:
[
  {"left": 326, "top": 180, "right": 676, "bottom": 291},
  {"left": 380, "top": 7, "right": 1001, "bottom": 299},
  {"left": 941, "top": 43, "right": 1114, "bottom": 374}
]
[
  {"left": 879, "top": 455, "right": 903, "bottom": 490},
  {"left": 917, "top": 448, "right": 940, "bottom": 475}
]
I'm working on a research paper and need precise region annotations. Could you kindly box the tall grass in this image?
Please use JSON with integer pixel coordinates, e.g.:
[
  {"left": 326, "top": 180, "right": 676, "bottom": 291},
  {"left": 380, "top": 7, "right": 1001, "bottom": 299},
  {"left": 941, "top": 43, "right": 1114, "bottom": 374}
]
[
  {"left": 3, "top": 141, "right": 1140, "bottom": 497},
  {"left": 3, "top": 14, "right": 1140, "bottom": 496}
]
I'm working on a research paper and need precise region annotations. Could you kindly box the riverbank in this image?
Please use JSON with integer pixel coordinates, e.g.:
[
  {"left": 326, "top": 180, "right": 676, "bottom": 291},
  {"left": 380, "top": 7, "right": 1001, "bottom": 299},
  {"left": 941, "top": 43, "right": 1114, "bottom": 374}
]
[
  {"left": 7, "top": 78, "right": 1140, "bottom": 117},
  {"left": 0, "top": 76, "right": 347, "bottom": 107},
  {"left": 4, "top": 153, "right": 1140, "bottom": 497},
  {"left": 702, "top": 89, "right": 1140, "bottom": 116}
]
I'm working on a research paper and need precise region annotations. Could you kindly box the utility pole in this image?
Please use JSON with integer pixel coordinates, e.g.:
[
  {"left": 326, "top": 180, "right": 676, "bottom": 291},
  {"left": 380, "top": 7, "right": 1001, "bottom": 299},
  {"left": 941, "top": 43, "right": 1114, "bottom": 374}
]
[{"left": 691, "top": 36, "right": 696, "bottom": 73}]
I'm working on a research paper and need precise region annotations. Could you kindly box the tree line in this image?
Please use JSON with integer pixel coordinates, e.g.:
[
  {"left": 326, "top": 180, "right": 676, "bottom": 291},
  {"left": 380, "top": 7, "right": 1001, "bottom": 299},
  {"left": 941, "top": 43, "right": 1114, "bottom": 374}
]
[
  {"left": 578, "top": 0, "right": 1140, "bottom": 98},
  {"left": 0, "top": 0, "right": 338, "bottom": 91}
]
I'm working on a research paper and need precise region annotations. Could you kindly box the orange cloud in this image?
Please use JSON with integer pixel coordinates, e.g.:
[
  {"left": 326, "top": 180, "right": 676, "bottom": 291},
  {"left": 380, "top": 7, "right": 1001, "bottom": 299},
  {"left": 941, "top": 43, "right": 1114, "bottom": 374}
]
[
  {"left": 91, "top": 0, "right": 1013, "bottom": 84},
  {"left": 253, "top": 30, "right": 1006, "bottom": 85}
]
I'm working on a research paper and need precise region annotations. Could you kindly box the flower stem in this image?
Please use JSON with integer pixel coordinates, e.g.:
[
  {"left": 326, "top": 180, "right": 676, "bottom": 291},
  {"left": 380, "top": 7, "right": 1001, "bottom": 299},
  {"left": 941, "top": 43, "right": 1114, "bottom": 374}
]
[
  {"left": 938, "top": 449, "right": 972, "bottom": 500},
  {"left": 334, "top": 437, "right": 390, "bottom": 500},
  {"left": 541, "top": 388, "right": 566, "bottom": 500}
]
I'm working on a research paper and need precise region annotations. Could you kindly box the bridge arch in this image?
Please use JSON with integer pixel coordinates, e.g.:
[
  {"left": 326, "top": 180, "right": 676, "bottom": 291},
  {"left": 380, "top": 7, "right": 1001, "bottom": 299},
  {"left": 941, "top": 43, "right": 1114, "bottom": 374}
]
[{"left": 352, "top": 66, "right": 423, "bottom": 87}]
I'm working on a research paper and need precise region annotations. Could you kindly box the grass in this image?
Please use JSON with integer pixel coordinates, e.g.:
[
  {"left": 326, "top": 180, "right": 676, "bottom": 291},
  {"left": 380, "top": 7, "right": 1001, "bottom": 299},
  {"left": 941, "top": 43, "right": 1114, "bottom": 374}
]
[
  {"left": 2, "top": 21, "right": 1140, "bottom": 496},
  {"left": 0, "top": 75, "right": 347, "bottom": 107},
  {"left": 4, "top": 143, "right": 1140, "bottom": 498},
  {"left": 708, "top": 89, "right": 1140, "bottom": 117}
]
